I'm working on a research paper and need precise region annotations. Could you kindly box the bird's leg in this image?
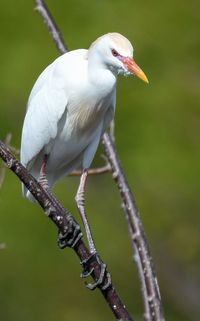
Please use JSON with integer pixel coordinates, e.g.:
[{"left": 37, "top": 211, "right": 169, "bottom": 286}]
[
  {"left": 38, "top": 155, "right": 82, "bottom": 249},
  {"left": 38, "top": 155, "right": 63, "bottom": 209},
  {"left": 75, "top": 168, "right": 96, "bottom": 254},
  {"left": 39, "top": 154, "right": 49, "bottom": 190},
  {"left": 75, "top": 169, "right": 112, "bottom": 291}
]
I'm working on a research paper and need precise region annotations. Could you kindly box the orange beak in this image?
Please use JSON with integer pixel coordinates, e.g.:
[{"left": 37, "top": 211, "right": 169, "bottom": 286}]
[{"left": 122, "top": 57, "right": 149, "bottom": 84}]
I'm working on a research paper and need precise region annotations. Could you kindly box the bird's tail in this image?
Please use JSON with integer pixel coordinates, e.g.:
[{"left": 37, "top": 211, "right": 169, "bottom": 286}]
[{"left": 21, "top": 160, "right": 46, "bottom": 203}]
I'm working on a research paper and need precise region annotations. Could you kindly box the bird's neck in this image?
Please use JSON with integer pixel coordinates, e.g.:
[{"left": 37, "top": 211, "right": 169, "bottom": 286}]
[{"left": 87, "top": 51, "right": 117, "bottom": 91}]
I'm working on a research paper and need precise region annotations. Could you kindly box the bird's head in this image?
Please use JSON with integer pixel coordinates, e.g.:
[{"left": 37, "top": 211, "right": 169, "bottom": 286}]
[{"left": 88, "top": 32, "right": 148, "bottom": 83}]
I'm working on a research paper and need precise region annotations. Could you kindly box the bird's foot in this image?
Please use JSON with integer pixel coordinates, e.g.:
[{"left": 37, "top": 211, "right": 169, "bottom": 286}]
[
  {"left": 80, "top": 253, "right": 112, "bottom": 291},
  {"left": 58, "top": 216, "right": 83, "bottom": 249}
]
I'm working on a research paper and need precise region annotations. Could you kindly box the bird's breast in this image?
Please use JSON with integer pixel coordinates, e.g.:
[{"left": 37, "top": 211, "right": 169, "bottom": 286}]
[
  {"left": 72, "top": 100, "right": 105, "bottom": 134},
  {"left": 67, "top": 91, "right": 113, "bottom": 138}
]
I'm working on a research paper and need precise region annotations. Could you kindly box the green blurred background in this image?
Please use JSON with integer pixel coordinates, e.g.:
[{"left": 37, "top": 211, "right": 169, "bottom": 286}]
[{"left": 0, "top": 1, "right": 199, "bottom": 320}]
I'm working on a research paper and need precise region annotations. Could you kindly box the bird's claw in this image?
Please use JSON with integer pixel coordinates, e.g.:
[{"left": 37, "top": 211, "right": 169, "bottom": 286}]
[
  {"left": 80, "top": 254, "right": 112, "bottom": 291},
  {"left": 58, "top": 217, "right": 83, "bottom": 249},
  {"left": 80, "top": 253, "right": 96, "bottom": 278}
]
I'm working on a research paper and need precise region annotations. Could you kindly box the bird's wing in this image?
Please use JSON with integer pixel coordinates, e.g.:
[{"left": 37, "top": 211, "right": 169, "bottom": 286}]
[
  {"left": 21, "top": 64, "right": 68, "bottom": 167},
  {"left": 101, "top": 89, "right": 116, "bottom": 135},
  {"left": 21, "top": 49, "right": 88, "bottom": 168}
]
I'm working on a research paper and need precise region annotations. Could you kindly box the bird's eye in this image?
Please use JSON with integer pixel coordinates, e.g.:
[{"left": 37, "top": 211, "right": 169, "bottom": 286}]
[{"left": 112, "top": 49, "right": 118, "bottom": 57}]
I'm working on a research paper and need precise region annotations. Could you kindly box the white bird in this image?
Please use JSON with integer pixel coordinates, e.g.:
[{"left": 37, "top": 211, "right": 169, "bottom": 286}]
[{"left": 21, "top": 32, "right": 148, "bottom": 254}]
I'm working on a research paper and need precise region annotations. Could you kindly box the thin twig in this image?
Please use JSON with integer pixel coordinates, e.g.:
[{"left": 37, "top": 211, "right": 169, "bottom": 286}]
[
  {"left": 8, "top": 145, "right": 20, "bottom": 155},
  {"left": 35, "top": 0, "right": 68, "bottom": 54},
  {"left": 103, "top": 133, "right": 165, "bottom": 321},
  {"left": 0, "top": 133, "right": 13, "bottom": 189},
  {"left": 0, "top": 165, "right": 6, "bottom": 190},
  {"left": 5, "top": 133, "right": 20, "bottom": 155},
  {"left": 0, "top": 140, "right": 134, "bottom": 321},
  {"left": 109, "top": 120, "right": 115, "bottom": 143},
  {"left": 33, "top": 2, "right": 165, "bottom": 320},
  {"left": 4, "top": 133, "right": 12, "bottom": 146},
  {"left": 70, "top": 163, "right": 111, "bottom": 176}
]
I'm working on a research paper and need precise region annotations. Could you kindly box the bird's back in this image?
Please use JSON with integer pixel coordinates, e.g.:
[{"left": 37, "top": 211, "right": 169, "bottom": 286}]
[{"left": 28, "top": 49, "right": 88, "bottom": 103}]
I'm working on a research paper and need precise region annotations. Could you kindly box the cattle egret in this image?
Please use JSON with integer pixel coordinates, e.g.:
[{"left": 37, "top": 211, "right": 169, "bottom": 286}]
[{"left": 21, "top": 32, "right": 148, "bottom": 254}]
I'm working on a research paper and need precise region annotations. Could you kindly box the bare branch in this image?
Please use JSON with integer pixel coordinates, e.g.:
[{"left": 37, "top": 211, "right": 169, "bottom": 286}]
[
  {"left": 0, "top": 165, "right": 6, "bottom": 190},
  {"left": 4, "top": 133, "right": 12, "bottom": 145},
  {"left": 5, "top": 134, "right": 20, "bottom": 155},
  {"left": 109, "top": 120, "right": 115, "bottom": 143},
  {"left": 0, "top": 140, "right": 134, "bottom": 321},
  {"left": 35, "top": 0, "right": 68, "bottom": 54},
  {"left": 0, "top": 133, "right": 14, "bottom": 189},
  {"left": 8, "top": 145, "right": 20, "bottom": 155},
  {"left": 103, "top": 133, "right": 165, "bottom": 321},
  {"left": 30, "top": 2, "right": 164, "bottom": 320},
  {"left": 70, "top": 163, "right": 111, "bottom": 176}
]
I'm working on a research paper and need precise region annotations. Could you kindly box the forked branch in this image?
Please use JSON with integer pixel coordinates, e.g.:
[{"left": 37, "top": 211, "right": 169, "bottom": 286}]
[
  {"left": 0, "top": 140, "right": 134, "bottom": 321},
  {"left": 0, "top": 1, "right": 166, "bottom": 320},
  {"left": 34, "top": 1, "right": 165, "bottom": 321}
]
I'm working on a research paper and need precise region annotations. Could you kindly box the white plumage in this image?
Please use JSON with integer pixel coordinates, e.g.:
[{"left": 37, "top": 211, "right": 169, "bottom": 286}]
[{"left": 21, "top": 32, "right": 148, "bottom": 201}]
